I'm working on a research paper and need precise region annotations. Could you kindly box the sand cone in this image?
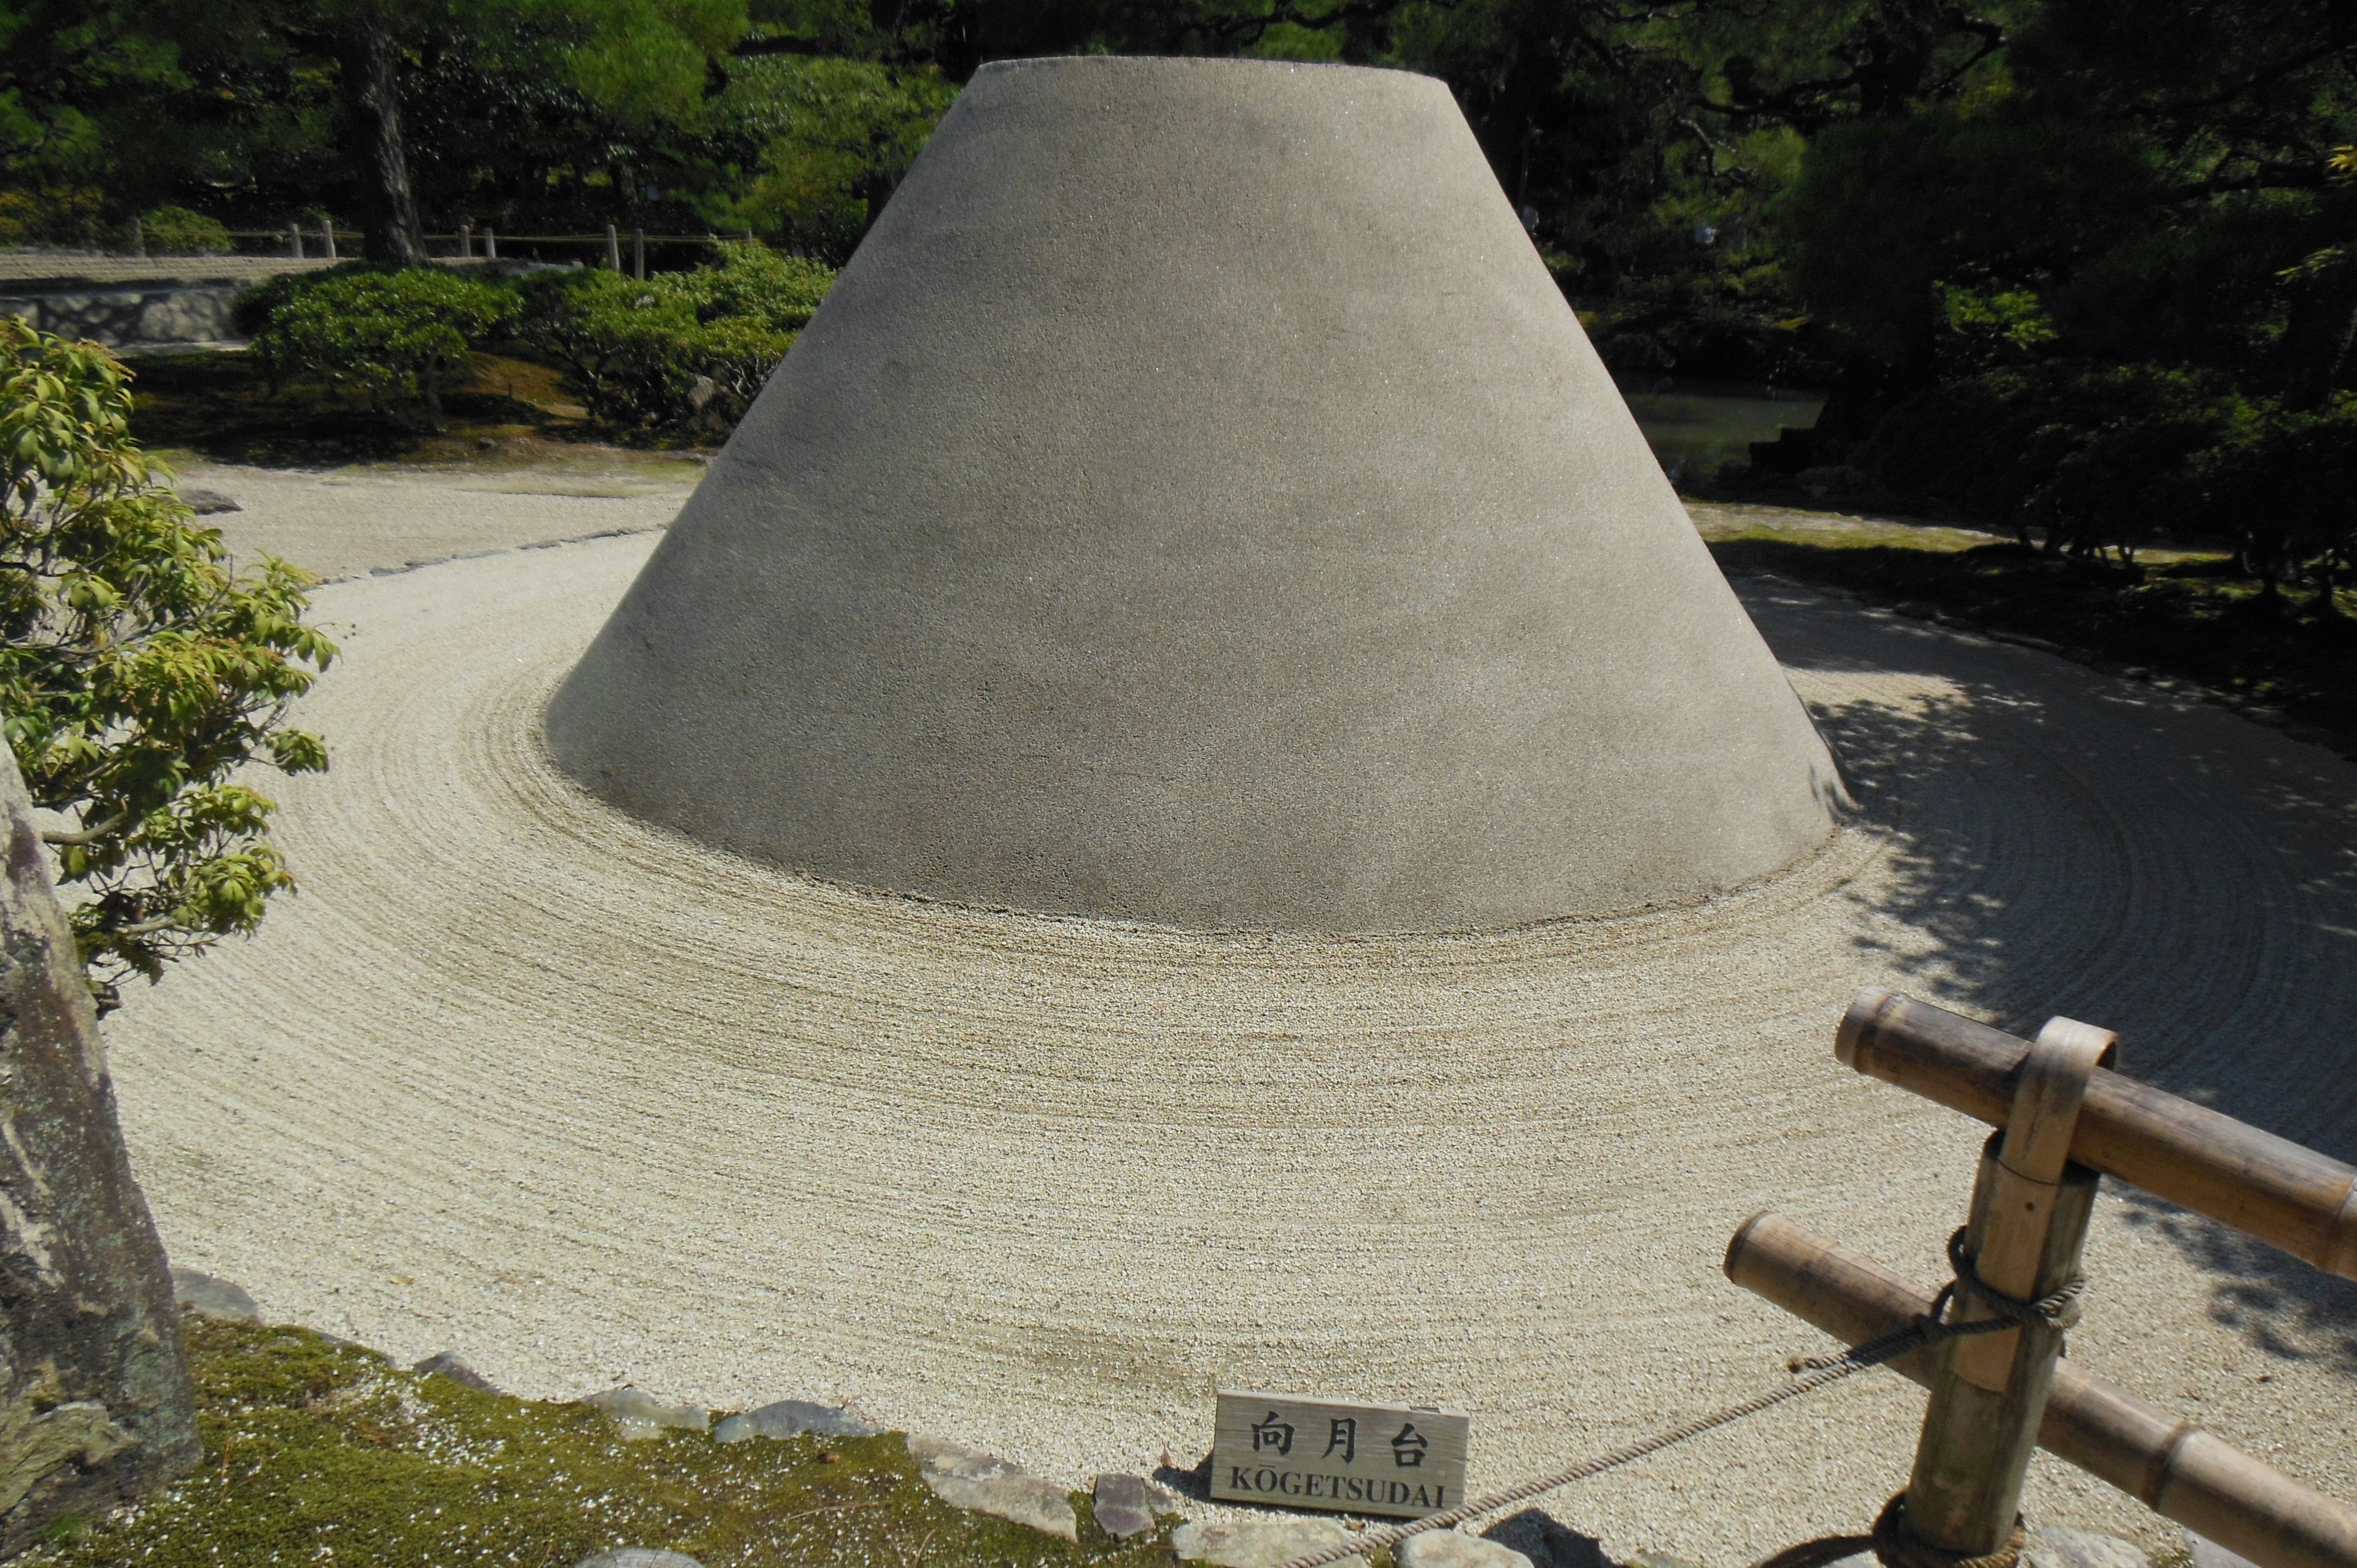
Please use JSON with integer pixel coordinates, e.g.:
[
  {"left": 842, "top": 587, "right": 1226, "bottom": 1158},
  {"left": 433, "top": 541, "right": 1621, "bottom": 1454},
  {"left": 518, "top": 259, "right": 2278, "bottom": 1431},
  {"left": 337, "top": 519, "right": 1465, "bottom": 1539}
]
[{"left": 549, "top": 56, "right": 1844, "bottom": 930}]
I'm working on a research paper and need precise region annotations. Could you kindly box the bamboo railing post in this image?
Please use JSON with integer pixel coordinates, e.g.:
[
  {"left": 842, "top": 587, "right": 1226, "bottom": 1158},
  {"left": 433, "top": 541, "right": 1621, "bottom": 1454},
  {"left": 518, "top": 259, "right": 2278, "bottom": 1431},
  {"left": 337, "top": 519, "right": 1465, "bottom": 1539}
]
[
  {"left": 1725, "top": 1213, "right": 2357, "bottom": 1568},
  {"left": 1899, "top": 1016, "right": 2114, "bottom": 1558},
  {"left": 605, "top": 223, "right": 621, "bottom": 271}
]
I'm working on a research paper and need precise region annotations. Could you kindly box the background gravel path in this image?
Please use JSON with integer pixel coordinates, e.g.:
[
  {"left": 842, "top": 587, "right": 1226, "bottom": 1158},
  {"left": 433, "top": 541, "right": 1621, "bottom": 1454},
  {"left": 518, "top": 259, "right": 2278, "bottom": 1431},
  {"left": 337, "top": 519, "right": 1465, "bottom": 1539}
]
[{"left": 102, "top": 524, "right": 2357, "bottom": 1566}]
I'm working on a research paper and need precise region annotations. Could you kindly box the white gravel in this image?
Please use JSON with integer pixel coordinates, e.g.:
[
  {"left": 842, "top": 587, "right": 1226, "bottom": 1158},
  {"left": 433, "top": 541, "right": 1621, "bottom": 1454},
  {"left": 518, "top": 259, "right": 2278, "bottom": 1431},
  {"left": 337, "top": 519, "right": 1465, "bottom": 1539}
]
[
  {"left": 101, "top": 521, "right": 2357, "bottom": 1566},
  {"left": 172, "top": 460, "right": 692, "bottom": 584}
]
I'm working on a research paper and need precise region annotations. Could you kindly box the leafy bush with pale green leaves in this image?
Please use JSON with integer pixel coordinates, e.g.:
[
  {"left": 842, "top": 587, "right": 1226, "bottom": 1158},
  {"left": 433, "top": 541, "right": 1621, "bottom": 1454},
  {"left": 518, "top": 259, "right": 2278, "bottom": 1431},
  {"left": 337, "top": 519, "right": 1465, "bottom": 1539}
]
[
  {"left": 0, "top": 319, "right": 335, "bottom": 1011},
  {"left": 517, "top": 242, "right": 834, "bottom": 433},
  {"left": 242, "top": 267, "right": 519, "bottom": 427},
  {"left": 141, "top": 205, "right": 233, "bottom": 255}
]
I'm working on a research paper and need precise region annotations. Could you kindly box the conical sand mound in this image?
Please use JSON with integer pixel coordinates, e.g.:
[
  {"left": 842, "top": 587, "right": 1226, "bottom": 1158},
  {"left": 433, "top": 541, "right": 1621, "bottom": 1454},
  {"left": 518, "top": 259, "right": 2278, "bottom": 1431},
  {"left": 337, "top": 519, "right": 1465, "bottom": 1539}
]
[{"left": 548, "top": 55, "right": 1844, "bottom": 930}]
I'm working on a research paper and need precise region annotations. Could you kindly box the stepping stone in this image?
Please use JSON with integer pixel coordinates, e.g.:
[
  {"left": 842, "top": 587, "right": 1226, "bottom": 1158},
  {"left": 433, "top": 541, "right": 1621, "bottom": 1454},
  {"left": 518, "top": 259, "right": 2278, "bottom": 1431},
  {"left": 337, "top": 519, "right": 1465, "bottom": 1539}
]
[
  {"left": 905, "top": 1435, "right": 1077, "bottom": 1542},
  {"left": 170, "top": 1267, "right": 259, "bottom": 1323},
  {"left": 714, "top": 1399, "right": 881, "bottom": 1442},
  {"left": 2190, "top": 1539, "right": 2254, "bottom": 1568},
  {"left": 582, "top": 1387, "right": 708, "bottom": 1440},
  {"left": 2029, "top": 1527, "right": 2150, "bottom": 1568},
  {"left": 412, "top": 1352, "right": 500, "bottom": 1393},
  {"left": 1091, "top": 1473, "right": 1176, "bottom": 1539},
  {"left": 572, "top": 1553, "right": 702, "bottom": 1568},
  {"left": 1172, "top": 1516, "right": 1347, "bottom": 1568},
  {"left": 1399, "top": 1531, "right": 1534, "bottom": 1568},
  {"left": 178, "top": 487, "right": 241, "bottom": 514}
]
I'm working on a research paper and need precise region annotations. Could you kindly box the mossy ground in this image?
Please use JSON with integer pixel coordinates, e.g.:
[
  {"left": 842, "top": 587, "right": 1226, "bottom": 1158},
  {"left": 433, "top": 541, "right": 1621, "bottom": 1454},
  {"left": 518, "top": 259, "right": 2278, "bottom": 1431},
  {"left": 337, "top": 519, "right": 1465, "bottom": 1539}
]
[
  {"left": 1690, "top": 501, "right": 2357, "bottom": 759},
  {"left": 126, "top": 348, "right": 712, "bottom": 473},
  {"left": 26, "top": 1319, "right": 1177, "bottom": 1568}
]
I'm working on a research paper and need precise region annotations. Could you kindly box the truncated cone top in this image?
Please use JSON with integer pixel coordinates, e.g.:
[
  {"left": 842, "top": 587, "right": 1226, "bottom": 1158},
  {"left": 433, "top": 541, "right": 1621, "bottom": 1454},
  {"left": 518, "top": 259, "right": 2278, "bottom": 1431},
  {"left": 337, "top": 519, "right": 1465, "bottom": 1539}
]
[{"left": 547, "top": 55, "right": 1845, "bottom": 932}]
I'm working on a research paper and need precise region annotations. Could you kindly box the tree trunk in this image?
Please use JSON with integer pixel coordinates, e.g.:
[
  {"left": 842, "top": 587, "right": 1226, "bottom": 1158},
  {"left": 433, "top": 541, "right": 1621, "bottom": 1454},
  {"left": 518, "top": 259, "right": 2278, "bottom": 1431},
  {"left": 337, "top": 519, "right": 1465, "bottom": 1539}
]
[
  {"left": 0, "top": 746, "right": 197, "bottom": 1551},
  {"left": 344, "top": 7, "right": 427, "bottom": 266}
]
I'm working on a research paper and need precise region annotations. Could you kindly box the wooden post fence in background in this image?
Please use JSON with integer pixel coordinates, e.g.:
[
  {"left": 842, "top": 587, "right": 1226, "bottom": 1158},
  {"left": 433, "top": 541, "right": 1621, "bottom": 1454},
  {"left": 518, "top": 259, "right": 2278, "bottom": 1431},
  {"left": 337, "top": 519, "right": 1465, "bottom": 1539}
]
[
  {"left": 632, "top": 227, "right": 645, "bottom": 279},
  {"left": 320, "top": 222, "right": 336, "bottom": 261},
  {"left": 459, "top": 223, "right": 472, "bottom": 258},
  {"left": 605, "top": 223, "right": 621, "bottom": 271},
  {"left": 483, "top": 226, "right": 497, "bottom": 260},
  {"left": 288, "top": 222, "right": 303, "bottom": 260}
]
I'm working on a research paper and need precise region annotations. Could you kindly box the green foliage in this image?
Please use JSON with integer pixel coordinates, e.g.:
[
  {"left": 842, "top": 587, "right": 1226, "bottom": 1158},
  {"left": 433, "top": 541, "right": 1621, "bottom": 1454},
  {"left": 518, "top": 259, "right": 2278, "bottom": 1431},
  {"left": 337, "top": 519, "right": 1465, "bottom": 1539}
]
[
  {"left": 1862, "top": 361, "right": 2357, "bottom": 600},
  {"left": 718, "top": 54, "right": 954, "bottom": 254},
  {"left": 242, "top": 267, "right": 520, "bottom": 428},
  {"left": 0, "top": 183, "right": 101, "bottom": 245},
  {"left": 26, "top": 1316, "right": 1173, "bottom": 1567},
  {"left": 0, "top": 320, "right": 332, "bottom": 1012},
  {"left": 517, "top": 241, "right": 832, "bottom": 433},
  {"left": 139, "top": 203, "right": 230, "bottom": 253}
]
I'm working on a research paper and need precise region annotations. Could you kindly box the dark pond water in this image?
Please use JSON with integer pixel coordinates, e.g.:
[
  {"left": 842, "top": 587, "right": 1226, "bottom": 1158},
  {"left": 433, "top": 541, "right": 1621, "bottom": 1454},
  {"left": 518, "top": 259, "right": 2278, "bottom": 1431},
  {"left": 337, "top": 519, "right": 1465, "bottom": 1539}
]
[{"left": 1622, "top": 380, "right": 1824, "bottom": 488}]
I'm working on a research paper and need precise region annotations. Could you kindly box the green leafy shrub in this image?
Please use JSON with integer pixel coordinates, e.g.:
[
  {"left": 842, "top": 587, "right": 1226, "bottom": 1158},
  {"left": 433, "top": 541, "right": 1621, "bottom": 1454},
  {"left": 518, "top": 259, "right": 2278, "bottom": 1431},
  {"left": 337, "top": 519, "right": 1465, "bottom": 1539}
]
[
  {"left": 141, "top": 205, "right": 233, "bottom": 255},
  {"left": 0, "top": 320, "right": 335, "bottom": 1011},
  {"left": 1864, "top": 361, "right": 2357, "bottom": 597},
  {"left": 517, "top": 242, "right": 834, "bottom": 434},
  {"left": 0, "top": 186, "right": 104, "bottom": 247},
  {"left": 241, "top": 268, "right": 519, "bottom": 428}
]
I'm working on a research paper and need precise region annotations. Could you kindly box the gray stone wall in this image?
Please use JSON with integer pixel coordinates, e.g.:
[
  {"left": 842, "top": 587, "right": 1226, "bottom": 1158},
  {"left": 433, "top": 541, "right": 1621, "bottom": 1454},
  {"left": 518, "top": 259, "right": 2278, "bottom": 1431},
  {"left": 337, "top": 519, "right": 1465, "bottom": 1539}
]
[{"left": 0, "top": 285, "right": 243, "bottom": 348}]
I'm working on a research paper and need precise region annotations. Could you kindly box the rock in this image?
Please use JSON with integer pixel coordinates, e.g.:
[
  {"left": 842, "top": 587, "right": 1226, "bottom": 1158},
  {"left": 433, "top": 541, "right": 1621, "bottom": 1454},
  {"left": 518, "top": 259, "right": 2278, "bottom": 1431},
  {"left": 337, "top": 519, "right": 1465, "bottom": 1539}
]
[
  {"left": 169, "top": 1267, "right": 260, "bottom": 1324},
  {"left": 177, "top": 487, "right": 240, "bottom": 515},
  {"left": 571, "top": 1552, "right": 703, "bottom": 1568},
  {"left": 1091, "top": 1472, "right": 1175, "bottom": 1539},
  {"left": 1399, "top": 1530, "right": 1535, "bottom": 1568},
  {"left": 582, "top": 1386, "right": 708, "bottom": 1440},
  {"left": 713, "top": 1398, "right": 881, "bottom": 1443},
  {"left": 412, "top": 1352, "right": 499, "bottom": 1394},
  {"left": 1171, "top": 1516, "right": 1348, "bottom": 1568},
  {"left": 1484, "top": 1510, "right": 1604, "bottom": 1568},
  {"left": 0, "top": 747, "right": 198, "bottom": 1551},
  {"left": 2188, "top": 1537, "right": 2255, "bottom": 1568},
  {"left": 905, "top": 1435, "right": 1077, "bottom": 1542},
  {"left": 2026, "top": 1527, "right": 2148, "bottom": 1568},
  {"left": 1623, "top": 1554, "right": 1703, "bottom": 1568}
]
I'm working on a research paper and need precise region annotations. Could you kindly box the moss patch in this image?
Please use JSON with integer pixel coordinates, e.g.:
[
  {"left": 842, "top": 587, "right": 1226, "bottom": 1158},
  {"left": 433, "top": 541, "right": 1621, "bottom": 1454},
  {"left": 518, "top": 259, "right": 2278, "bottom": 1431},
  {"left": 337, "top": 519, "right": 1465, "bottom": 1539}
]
[{"left": 26, "top": 1319, "right": 1176, "bottom": 1567}]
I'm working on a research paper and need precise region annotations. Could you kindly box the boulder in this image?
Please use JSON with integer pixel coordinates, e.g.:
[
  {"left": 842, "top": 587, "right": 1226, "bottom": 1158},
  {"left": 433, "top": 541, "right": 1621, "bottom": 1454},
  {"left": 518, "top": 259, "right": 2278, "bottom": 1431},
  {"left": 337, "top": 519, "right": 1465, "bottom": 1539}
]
[
  {"left": 412, "top": 1352, "right": 500, "bottom": 1394},
  {"left": 1091, "top": 1472, "right": 1176, "bottom": 1539},
  {"left": 582, "top": 1386, "right": 707, "bottom": 1440},
  {"left": 0, "top": 746, "right": 198, "bottom": 1550},
  {"left": 1171, "top": 1515, "right": 1349, "bottom": 1568},
  {"left": 905, "top": 1435, "right": 1077, "bottom": 1541},
  {"left": 169, "top": 1267, "right": 260, "bottom": 1323},
  {"left": 572, "top": 1552, "right": 703, "bottom": 1568},
  {"left": 1485, "top": 1510, "right": 1604, "bottom": 1568},
  {"left": 713, "top": 1398, "right": 880, "bottom": 1443},
  {"left": 1399, "top": 1531, "right": 1535, "bottom": 1568}
]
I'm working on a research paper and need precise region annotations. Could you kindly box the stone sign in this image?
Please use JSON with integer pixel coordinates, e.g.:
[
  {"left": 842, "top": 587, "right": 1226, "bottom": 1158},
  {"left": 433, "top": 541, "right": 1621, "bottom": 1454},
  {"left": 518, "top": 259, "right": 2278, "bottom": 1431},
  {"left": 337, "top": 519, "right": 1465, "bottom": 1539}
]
[{"left": 1210, "top": 1390, "right": 1469, "bottom": 1520}]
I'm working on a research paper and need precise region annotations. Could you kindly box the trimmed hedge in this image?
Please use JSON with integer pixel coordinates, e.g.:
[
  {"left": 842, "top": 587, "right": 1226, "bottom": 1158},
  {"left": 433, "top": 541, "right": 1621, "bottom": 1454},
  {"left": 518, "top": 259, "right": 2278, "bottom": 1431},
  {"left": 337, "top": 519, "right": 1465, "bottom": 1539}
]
[{"left": 516, "top": 242, "right": 835, "bottom": 433}]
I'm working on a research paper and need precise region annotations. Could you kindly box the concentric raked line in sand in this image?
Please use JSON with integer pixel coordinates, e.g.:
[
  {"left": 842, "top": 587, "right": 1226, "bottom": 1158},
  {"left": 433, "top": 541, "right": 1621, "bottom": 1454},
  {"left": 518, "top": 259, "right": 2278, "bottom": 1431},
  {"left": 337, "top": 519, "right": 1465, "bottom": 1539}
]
[{"left": 105, "top": 533, "right": 2357, "bottom": 1566}]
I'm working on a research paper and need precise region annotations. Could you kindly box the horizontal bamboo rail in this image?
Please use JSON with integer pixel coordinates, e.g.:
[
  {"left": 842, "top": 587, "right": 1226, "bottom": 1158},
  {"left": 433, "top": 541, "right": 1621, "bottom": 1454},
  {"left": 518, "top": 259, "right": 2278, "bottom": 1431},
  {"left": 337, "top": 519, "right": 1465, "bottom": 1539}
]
[
  {"left": 1838, "top": 988, "right": 2357, "bottom": 1281},
  {"left": 1727, "top": 1212, "right": 2357, "bottom": 1568}
]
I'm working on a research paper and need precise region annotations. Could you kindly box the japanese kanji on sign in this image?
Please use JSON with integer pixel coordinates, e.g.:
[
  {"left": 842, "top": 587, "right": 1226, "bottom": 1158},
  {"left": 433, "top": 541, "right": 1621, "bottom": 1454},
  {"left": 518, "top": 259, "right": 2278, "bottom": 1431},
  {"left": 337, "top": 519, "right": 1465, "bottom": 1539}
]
[{"left": 1210, "top": 1390, "right": 1470, "bottom": 1520}]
